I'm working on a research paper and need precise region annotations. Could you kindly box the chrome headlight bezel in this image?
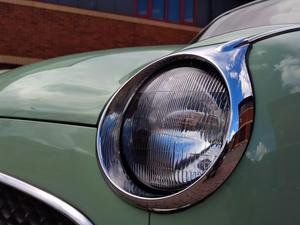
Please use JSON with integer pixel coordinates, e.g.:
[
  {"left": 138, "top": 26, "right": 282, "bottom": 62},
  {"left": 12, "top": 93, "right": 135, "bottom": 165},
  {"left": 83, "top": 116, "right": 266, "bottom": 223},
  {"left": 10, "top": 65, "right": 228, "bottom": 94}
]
[{"left": 96, "top": 43, "right": 254, "bottom": 212}]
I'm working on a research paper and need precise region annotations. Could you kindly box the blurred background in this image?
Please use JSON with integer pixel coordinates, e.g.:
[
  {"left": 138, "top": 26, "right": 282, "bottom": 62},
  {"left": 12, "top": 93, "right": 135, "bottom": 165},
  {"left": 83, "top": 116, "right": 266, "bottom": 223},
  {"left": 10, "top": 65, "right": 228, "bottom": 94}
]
[{"left": 0, "top": 0, "right": 253, "bottom": 70}]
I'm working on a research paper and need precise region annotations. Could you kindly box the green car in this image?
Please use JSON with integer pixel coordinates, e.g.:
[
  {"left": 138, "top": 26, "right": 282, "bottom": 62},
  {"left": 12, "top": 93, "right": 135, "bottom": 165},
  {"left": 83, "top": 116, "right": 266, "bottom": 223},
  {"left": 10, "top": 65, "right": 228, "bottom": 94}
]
[{"left": 1, "top": 0, "right": 300, "bottom": 224}]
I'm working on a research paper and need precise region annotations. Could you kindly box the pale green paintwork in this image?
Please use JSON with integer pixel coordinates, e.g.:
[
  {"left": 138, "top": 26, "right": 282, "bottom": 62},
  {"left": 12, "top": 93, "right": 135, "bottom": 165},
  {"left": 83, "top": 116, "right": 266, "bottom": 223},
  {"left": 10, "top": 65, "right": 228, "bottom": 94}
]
[
  {"left": 0, "top": 46, "right": 181, "bottom": 125},
  {"left": 0, "top": 119, "right": 148, "bottom": 225},
  {"left": 151, "top": 31, "right": 300, "bottom": 225}
]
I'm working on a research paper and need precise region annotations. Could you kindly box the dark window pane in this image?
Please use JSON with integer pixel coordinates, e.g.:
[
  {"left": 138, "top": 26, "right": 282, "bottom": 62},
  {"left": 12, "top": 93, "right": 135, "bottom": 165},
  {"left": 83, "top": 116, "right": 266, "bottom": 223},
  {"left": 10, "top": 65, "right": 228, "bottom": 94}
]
[
  {"left": 116, "top": 0, "right": 134, "bottom": 16},
  {"left": 97, "top": 0, "right": 114, "bottom": 12},
  {"left": 184, "top": 0, "right": 194, "bottom": 23},
  {"left": 138, "top": 0, "right": 148, "bottom": 16},
  {"left": 168, "top": 0, "right": 180, "bottom": 22},
  {"left": 43, "top": 0, "right": 58, "bottom": 3},
  {"left": 59, "top": 0, "right": 77, "bottom": 7},
  {"left": 152, "top": 0, "right": 164, "bottom": 20},
  {"left": 78, "top": 0, "right": 97, "bottom": 9}
]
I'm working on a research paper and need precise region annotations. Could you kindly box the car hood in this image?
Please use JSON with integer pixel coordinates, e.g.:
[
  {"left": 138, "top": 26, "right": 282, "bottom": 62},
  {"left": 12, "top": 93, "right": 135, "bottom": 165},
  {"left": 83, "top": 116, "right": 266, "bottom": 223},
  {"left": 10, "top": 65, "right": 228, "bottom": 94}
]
[
  {"left": 0, "top": 46, "right": 181, "bottom": 125},
  {"left": 0, "top": 25, "right": 294, "bottom": 126}
]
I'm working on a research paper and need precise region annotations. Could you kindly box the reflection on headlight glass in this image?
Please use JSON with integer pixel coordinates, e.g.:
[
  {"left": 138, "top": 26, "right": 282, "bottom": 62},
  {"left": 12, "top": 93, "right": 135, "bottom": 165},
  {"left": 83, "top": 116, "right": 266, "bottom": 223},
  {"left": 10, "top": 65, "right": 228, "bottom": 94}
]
[{"left": 122, "top": 67, "right": 230, "bottom": 191}]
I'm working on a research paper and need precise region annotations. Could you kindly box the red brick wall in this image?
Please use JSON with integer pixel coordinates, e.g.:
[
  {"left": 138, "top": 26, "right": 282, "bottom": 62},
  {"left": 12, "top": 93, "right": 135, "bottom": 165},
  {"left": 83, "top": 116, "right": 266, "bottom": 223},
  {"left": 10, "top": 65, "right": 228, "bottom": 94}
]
[{"left": 0, "top": 1, "right": 200, "bottom": 60}]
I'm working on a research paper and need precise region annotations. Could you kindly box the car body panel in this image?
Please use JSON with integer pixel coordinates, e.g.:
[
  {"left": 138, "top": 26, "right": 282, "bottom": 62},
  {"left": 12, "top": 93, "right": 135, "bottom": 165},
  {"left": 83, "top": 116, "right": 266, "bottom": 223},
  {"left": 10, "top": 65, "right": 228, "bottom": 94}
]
[
  {"left": 0, "top": 118, "right": 148, "bottom": 225},
  {"left": 1, "top": 29, "right": 300, "bottom": 225},
  {"left": 151, "top": 30, "right": 300, "bottom": 225},
  {"left": 0, "top": 46, "right": 181, "bottom": 126}
]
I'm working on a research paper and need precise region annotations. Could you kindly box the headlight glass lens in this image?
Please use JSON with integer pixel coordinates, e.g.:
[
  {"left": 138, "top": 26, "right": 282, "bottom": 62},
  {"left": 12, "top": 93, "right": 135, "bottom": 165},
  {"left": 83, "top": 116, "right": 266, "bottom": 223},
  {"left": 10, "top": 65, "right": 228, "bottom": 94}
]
[{"left": 122, "top": 67, "right": 230, "bottom": 192}]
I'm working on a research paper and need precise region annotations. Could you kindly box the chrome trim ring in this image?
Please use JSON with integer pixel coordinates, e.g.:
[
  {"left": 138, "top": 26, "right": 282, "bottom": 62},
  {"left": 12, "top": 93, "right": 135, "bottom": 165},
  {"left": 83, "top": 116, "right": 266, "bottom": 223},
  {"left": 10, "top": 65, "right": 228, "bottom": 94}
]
[
  {"left": 0, "top": 172, "right": 94, "bottom": 225},
  {"left": 97, "top": 41, "right": 254, "bottom": 212}
]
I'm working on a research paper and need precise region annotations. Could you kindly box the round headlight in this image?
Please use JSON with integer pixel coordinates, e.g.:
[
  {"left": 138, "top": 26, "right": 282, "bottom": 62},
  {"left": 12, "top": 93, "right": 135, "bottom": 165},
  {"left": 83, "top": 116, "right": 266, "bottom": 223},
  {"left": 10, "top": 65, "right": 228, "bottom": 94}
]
[
  {"left": 122, "top": 67, "right": 230, "bottom": 192},
  {"left": 97, "top": 52, "right": 254, "bottom": 211}
]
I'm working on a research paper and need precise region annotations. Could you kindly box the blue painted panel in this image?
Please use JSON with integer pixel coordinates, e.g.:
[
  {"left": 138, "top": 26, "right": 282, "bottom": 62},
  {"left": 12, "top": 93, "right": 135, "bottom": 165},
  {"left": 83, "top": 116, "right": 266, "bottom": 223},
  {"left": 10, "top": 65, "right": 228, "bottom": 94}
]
[
  {"left": 152, "top": 0, "right": 164, "bottom": 20},
  {"left": 184, "top": 0, "right": 194, "bottom": 23},
  {"left": 138, "top": 0, "right": 148, "bottom": 16},
  {"left": 168, "top": 0, "right": 180, "bottom": 22}
]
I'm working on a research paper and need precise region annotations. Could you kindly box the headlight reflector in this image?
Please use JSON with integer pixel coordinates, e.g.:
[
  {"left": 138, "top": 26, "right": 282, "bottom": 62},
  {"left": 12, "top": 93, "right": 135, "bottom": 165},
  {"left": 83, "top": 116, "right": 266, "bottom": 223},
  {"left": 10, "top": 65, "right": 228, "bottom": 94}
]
[{"left": 122, "top": 67, "right": 230, "bottom": 192}]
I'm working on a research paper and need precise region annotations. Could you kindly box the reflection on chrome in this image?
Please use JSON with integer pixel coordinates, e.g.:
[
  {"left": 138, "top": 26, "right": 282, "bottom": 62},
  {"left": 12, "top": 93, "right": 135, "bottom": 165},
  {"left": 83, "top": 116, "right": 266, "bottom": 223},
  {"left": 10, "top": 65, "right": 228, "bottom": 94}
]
[{"left": 97, "top": 39, "right": 254, "bottom": 211}]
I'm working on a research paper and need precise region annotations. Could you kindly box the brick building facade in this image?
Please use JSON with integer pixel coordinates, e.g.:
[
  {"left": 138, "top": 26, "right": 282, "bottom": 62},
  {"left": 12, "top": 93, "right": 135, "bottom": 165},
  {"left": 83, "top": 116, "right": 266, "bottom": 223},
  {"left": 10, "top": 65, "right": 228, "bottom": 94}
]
[{"left": 0, "top": 0, "right": 252, "bottom": 69}]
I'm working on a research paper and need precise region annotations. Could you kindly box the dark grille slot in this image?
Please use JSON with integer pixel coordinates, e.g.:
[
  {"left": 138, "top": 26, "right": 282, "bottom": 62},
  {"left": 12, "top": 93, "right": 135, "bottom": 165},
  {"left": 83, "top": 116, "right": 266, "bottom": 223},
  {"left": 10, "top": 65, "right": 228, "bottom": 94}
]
[{"left": 0, "top": 182, "right": 75, "bottom": 225}]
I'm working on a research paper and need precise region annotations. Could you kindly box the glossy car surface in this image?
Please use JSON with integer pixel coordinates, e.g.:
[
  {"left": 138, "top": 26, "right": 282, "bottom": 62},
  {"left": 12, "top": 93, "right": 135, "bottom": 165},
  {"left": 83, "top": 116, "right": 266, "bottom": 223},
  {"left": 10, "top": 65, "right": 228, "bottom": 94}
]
[{"left": 0, "top": 0, "right": 300, "bottom": 224}]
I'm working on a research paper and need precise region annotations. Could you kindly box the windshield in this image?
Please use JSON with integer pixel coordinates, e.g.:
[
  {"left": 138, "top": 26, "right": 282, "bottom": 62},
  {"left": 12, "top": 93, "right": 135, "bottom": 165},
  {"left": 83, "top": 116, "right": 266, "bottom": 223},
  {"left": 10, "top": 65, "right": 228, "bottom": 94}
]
[{"left": 196, "top": 0, "right": 300, "bottom": 42}]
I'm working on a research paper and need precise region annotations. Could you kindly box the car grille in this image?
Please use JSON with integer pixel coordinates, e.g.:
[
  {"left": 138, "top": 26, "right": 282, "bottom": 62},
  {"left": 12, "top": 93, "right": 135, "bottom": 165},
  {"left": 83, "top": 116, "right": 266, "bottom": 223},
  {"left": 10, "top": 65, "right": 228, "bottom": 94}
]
[{"left": 0, "top": 182, "right": 75, "bottom": 225}]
